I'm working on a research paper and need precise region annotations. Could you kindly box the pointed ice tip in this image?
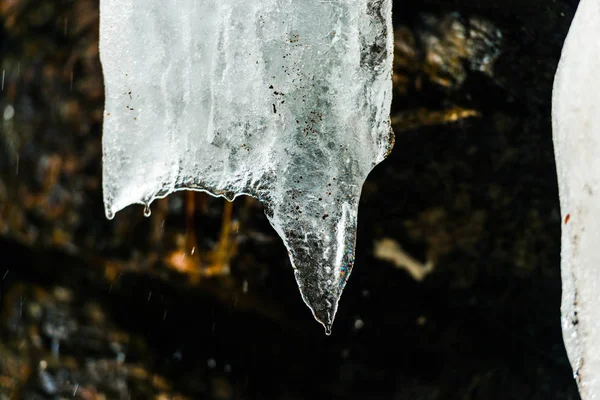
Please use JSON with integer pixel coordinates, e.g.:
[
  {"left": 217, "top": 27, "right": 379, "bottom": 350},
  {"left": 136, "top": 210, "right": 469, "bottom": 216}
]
[
  {"left": 295, "top": 274, "right": 341, "bottom": 336},
  {"left": 289, "top": 240, "right": 354, "bottom": 335},
  {"left": 311, "top": 303, "right": 336, "bottom": 336},
  {"left": 314, "top": 309, "right": 334, "bottom": 336},
  {"left": 281, "top": 197, "right": 358, "bottom": 336}
]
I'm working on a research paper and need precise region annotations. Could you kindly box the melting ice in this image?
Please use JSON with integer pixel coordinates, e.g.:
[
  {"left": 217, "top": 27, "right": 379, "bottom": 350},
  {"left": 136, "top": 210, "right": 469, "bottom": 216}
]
[
  {"left": 553, "top": 0, "right": 600, "bottom": 396},
  {"left": 100, "top": 0, "right": 394, "bottom": 333}
]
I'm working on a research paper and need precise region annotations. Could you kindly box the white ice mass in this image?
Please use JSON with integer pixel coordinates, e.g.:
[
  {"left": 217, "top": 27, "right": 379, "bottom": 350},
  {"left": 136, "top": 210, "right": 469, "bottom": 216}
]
[
  {"left": 99, "top": 0, "right": 394, "bottom": 333},
  {"left": 553, "top": 0, "right": 600, "bottom": 396}
]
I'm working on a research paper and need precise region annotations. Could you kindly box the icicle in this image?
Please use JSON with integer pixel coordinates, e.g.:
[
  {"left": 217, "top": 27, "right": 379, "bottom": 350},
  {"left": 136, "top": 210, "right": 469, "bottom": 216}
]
[
  {"left": 100, "top": 0, "right": 394, "bottom": 332},
  {"left": 553, "top": 0, "right": 600, "bottom": 396}
]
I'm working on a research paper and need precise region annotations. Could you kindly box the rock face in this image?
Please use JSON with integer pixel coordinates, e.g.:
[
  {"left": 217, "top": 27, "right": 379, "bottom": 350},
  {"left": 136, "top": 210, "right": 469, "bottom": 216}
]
[
  {"left": 100, "top": 0, "right": 394, "bottom": 332},
  {"left": 553, "top": 0, "right": 600, "bottom": 397}
]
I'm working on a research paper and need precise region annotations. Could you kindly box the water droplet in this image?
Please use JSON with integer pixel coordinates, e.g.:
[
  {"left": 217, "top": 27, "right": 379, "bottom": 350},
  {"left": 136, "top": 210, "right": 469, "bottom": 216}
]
[
  {"left": 353, "top": 318, "right": 364, "bottom": 330},
  {"left": 207, "top": 358, "right": 216, "bottom": 369},
  {"left": 324, "top": 325, "right": 332, "bottom": 336},
  {"left": 3, "top": 105, "right": 14, "bottom": 121},
  {"left": 143, "top": 204, "right": 151, "bottom": 217},
  {"left": 106, "top": 210, "right": 114, "bottom": 220}
]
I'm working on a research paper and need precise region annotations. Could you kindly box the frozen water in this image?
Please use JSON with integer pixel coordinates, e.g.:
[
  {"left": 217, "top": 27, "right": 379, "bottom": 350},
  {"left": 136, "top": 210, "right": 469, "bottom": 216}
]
[
  {"left": 553, "top": 0, "right": 600, "bottom": 396},
  {"left": 100, "top": 0, "right": 393, "bottom": 333}
]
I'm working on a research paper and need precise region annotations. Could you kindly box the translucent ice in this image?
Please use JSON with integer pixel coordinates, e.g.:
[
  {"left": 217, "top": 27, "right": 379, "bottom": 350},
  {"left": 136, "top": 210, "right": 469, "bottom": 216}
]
[
  {"left": 100, "top": 0, "right": 393, "bottom": 333},
  {"left": 553, "top": 0, "right": 600, "bottom": 396}
]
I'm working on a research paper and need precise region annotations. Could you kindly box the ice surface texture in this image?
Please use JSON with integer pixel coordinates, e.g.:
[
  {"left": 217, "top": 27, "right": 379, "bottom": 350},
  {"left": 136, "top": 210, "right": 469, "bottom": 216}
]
[
  {"left": 100, "top": 0, "right": 394, "bottom": 332},
  {"left": 553, "top": 0, "right": 600, "bottom": 396}
]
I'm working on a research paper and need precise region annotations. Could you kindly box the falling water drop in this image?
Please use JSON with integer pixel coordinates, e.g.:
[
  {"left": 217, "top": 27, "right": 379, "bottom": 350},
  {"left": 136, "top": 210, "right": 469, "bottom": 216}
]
[
  {"left": 106, "top": 210, "right": 114, "bottom": 220},
  {"left": 143, "top": 204, "right": 151, "bottom": 217},
  {"left": 3, "top": 105, "right": 14, "bottom": 121},
  {"left": 324, "top": 325, "right": 332, "bottom": 336}
]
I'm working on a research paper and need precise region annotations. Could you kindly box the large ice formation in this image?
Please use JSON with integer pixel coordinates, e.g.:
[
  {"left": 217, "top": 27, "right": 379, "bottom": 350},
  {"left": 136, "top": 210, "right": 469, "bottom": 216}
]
[
  {"left": 99, "top": 0, "right": 394, "bottom": 333},
  {"left": 553, "top": 0, "right": 600, "bottom": 396}
]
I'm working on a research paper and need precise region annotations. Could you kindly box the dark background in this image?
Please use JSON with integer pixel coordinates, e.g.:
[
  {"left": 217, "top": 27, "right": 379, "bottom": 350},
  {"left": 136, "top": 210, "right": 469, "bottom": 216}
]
[{"left": 0, "top": 0, "right": 581, "bottom": 398}]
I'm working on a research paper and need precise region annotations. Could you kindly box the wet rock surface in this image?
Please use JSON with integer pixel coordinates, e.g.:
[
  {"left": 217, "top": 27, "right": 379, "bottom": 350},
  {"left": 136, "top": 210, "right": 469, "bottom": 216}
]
[{"left": 0, "top": 0, "right": 580, "bottom": 398}]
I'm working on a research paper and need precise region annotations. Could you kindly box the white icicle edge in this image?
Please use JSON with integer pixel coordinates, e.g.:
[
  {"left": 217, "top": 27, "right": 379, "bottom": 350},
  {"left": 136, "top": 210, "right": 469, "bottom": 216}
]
[{"left": 553, "top": 0, "right": 600, "bottom": 397}]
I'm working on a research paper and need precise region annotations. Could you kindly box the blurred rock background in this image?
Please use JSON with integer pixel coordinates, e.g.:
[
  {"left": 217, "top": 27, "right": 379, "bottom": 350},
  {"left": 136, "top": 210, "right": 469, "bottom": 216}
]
[{"left": 0, "top": 0, "right": 580, "bottom": 399}]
